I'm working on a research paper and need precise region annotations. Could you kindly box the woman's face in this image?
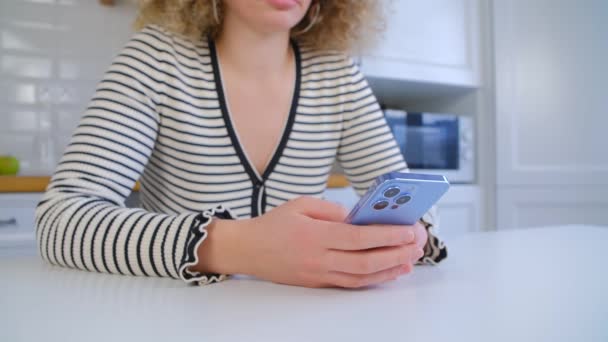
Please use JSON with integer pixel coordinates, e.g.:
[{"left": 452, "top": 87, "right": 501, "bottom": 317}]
[{"left": 222, "top": 0, "right": 312, "bottom": 34}]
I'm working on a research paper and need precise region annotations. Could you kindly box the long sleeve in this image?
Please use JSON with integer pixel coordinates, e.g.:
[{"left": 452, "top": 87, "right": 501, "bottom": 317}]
[
  {"left": 35, "top": 30, "right": 234, "bottom": 284},
  {"left": 336, "top": 58, "right": 447, "bottom": 264}
]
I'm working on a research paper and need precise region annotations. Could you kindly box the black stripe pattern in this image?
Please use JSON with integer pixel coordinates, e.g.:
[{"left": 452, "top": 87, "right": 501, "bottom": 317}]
[{"left": 35, "top": 25, "right": 439, "bottom": 285}]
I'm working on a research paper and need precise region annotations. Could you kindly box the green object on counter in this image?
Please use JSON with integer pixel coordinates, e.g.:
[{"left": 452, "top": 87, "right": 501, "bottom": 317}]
[{"left": 0, "top": 156, "right": 20, "bottom": 175}]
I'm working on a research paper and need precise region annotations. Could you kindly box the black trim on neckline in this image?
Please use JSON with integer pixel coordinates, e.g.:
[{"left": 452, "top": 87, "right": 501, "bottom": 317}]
[
  {"left": 208, "top": 38, "right": 301, "bottom": 217},
  {"left": 208, "top": 39, "right": 257, "bottom": 184}
]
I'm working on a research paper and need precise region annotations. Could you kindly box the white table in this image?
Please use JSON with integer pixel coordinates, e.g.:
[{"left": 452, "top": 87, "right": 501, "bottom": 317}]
[{"left": 1, "top": 225, "right": 607, "bottom": 342}]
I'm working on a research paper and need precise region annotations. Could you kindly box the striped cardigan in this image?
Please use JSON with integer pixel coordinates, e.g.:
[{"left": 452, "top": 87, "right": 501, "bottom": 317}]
[{"left": 35, "top": 25, "right": 446, "bottom": 285}]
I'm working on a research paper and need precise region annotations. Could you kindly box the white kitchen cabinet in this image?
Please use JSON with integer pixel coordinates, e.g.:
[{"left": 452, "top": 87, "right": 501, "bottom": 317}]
[
  {"left": 497, "top": 186, "right": 608, "bottom": 230},
  {"left": 436, "top": 184, "right": 481, "bottom": 238},
  {"left": 493, "top": 0, "right": 608, "bottom": 229},
  {"left": 0, "top": 193, "right": 41, "bottom": 254},
  {"left": 0, "top": 193, "right": 41, "bottom": 232},
  {"left": 323, "top": 185, "right": 481, "bottom": 237},
  {"left": 494, "top": 0, "right": 608, "bottom": 187},
  {"left": 360, "top": 0, "right": 480, "bottom": 87}
]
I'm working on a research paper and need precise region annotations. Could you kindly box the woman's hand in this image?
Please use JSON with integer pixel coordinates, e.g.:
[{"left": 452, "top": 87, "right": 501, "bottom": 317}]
[{"left": 221, "top": 196, "right": 425, "bottom": 288}]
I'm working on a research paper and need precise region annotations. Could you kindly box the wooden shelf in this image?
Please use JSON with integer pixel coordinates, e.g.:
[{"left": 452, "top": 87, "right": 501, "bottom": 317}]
[
  {"left": 0, "top": 174, "right": 350, "bottom": 193},
  {"left": 0, "top": 177, "right": 52, "bottom": 193}
]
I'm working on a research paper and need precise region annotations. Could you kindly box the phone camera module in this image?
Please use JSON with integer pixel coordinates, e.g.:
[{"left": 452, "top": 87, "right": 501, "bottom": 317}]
[
  {"left": 383, "top": 187, "right": 400, "bottom": 198},
  {"left": 395, "top": 195, "right": 412, "bottom": 205},
  {"left": 372, "top": 200, "right": 389, "bottom": 210}
]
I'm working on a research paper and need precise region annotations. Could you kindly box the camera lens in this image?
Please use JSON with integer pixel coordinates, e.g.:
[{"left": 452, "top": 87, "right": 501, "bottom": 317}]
[
  {"left": 372, "top": 200, "right": 389, "bottom": 210},
  {"left": 383, "top": 187, "right": 400, "bottom": 198},
  {"left": 395, "top": 195, "right": 412, "bottom": 205}
]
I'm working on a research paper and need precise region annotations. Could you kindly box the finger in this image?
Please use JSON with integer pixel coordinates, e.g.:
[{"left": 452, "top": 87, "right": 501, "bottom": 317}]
[
  {"left": 413, "top": 221, "right": 429, "bottom": 249},
  {"left": 323, "top": 223, "right": 417, "bottom": 251},
  {"left": 326, "top": 244, "right": 424, "bottom": 275},
  {"left": 291, "top": 196, "right": 348, "bottom": 222},
  {"left": 325, "top": 264, "right": 413, "bottom": 289}
]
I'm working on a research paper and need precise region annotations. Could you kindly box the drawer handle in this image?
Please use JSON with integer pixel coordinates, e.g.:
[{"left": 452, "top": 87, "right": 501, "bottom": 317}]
[{"left": 0, "top": 218, "right": 18, "bottom": 228}]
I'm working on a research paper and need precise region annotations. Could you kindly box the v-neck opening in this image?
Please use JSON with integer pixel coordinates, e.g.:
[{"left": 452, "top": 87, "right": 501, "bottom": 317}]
[{"left": 209, "top": 38, "right": 301, "bottom": 215}]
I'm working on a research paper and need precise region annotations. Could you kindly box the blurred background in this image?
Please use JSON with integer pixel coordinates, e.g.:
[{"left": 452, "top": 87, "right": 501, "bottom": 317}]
[{"left": 1, "top": 0, "right": 607, "bottom": 248}]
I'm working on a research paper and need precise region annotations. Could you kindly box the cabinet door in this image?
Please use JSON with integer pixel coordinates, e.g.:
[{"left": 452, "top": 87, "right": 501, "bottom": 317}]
[
  {"left": 436, "top": 185, "right": 481, "bottom": 238},
  {"left": 494, "top": 0, "right": 608, "bottom": 229},
  {"left": 0, "top": 193, "right": 41, "bottom": 249},
  {"left": 494, "top": 0, "right": 608, "bottom": 186},
  {"left": 361, "top": 0, "right": 480, "bottom": 86},
  {"left": 497, "top": 186, "right": 608, "bottom": 229}
]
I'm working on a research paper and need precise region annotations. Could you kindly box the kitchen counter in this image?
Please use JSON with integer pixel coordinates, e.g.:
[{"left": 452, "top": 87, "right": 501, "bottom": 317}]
[
  {"left": 0, "top": 174, "right": 350, "bottom": 193},
  {"left": 1, "top": 225, "right": 606, "bottom": 342}
]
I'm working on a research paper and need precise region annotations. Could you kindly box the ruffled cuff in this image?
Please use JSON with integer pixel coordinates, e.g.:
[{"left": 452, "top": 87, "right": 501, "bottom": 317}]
[
  {"left": 178, "top": 205, "right": 236, "bottom": 285},
  {"left": 417, "top": 207, "right": 448, "bottom": 265}
]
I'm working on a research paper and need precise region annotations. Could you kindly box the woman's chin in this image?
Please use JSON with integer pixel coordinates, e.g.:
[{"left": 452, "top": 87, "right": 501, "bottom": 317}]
[{"left": 258, "top": 16, "right": 303, "bottom": 34}]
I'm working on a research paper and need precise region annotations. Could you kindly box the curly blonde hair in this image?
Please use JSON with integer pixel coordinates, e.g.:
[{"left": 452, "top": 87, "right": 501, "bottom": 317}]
[{"left": 134, "top": 0, "right": 384, "bottom": 52}]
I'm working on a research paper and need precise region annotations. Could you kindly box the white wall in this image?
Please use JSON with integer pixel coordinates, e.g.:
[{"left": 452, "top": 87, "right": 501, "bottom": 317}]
[{"left": 0, "top": 0, "right": 138, "bottom": 175}]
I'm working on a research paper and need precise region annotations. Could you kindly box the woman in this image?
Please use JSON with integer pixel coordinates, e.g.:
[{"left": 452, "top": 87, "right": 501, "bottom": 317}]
[{"left": 35, "top": 0, "right": 446, "bottom": 288}]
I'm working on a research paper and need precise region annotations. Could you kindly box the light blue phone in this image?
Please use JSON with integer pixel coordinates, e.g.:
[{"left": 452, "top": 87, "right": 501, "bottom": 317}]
[{"left": 345, "top": 172, "right": 450, "bottom": 226}]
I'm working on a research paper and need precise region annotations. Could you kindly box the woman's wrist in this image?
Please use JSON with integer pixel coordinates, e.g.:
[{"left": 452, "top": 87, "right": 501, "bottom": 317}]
[{"left": 192, "top": 218, "right": 249, "bottom": 276}]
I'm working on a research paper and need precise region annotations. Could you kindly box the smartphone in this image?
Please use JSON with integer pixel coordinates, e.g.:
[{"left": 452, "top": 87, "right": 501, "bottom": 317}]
[{"left": 345, "top": 171, "right": 450, "bottom": 226}]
